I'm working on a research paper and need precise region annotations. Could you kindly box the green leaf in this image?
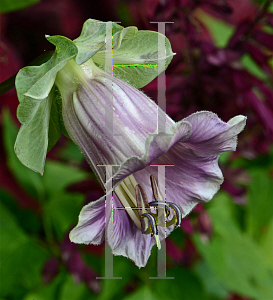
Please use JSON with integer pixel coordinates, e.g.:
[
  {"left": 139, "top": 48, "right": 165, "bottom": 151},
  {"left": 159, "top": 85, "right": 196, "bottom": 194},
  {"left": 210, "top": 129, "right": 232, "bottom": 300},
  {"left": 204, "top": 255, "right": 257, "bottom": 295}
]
[
  {"left": 0, "top": 189, "right": 42, "bottom": 234},
  {"left": 112, "top": 26, "right": 138, "bottom": 50},
  {"left": 17, "top": 86, "right": 66, "bottom": 160},
  {"left": 0, "top": 201, "right": 49, "bottom": 298},
  {"left": 0, "top": 0, "right": 40, "bottom": 13},
  {"left": 93, "top": 30, "right": 174, "bottom": 88},
  {"left": 246, "top": 169, "right": 273, "bottom": 239},
  {"left": 123, "top": 286, "right": 158, "bottom": 300},
  {"left": 194, "top": 192, "right": 273, "bottom": 300},
  {"left": 45, "top": 192, "right": 85, "bottom": 240},
  {"left": 241, "top": 54, "right": 268, "bottom": 80},
  {"left": 59, "top": 274, "right": 88, "bottom": 300},
  {"left": 15, "top": 35, "right": 77, "bottom": 102},
  {"left": 14, "top": 89, "right": 54, "bottom": 175},
  {"left": 22, "top": 272, "right": 65, "bottom": 300},
  {"left": 152, "top": 267, "right": 209, "bottom": 300},
  {"left": 73, "top": 19, "right": 125, "bottom": 65},
  {"left": 196, "top": 10, "right": 234, "bottom": 48},
  {"left": 98, "top": 258, "right": 135, "bottom": 300},
  {"left": 260, "top": 218, "right": 273, "bottom": 269},
  {"left": 2, "top": 109, "right": 44, "bottom": 197},
  {"left": 59, "top": 140, "right": 84, "bottom": 163},
  {"left": 218, "top": 151, "right": 230, "bottom": 165},
  {"left": 41, "top": 160, "right": 88, "bottom": 195},
  {"left": 195, "top": 261, "right": 229, "bottom": 299},
  {"left": 270, "top": 1, "right": 273, "bottom": 12}
]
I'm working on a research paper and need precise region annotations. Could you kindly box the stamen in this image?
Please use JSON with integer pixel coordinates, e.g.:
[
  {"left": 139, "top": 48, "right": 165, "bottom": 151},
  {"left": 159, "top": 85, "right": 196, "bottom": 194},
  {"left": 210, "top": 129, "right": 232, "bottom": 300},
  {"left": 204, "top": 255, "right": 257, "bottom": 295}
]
[
  {"left": 123, "top": 175, "right": 137, "bottom": 199},
  {"left": 115, "top": 173, "right": 182, "bottom": 251},
  {"left": 135, "top": 185, "right": 149, "bottom": 214},
  {"left": 114, "top": 184, "right": 142, "bottom": 230},
  {"left": 167, "top": 202, "right": 182, "bottom": 229},
  {"left": 150, "top": 174, "right": 164, "bottom": 201},
  {"left": 149, "top": 201, "right": 171, "bottom": 218},
  {"left": 141, "top": 213, "right": 161, "bottom": 249},
  {"left": 135, "top": 184, "right": 150, "bottom": 234}
]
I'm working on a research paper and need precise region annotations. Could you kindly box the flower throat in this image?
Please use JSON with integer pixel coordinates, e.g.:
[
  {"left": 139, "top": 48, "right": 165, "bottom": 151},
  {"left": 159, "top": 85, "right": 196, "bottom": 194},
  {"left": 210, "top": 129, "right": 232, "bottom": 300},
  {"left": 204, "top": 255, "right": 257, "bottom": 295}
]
[{"left": 114, "top": 174, "right": 182, "bottom": 249}]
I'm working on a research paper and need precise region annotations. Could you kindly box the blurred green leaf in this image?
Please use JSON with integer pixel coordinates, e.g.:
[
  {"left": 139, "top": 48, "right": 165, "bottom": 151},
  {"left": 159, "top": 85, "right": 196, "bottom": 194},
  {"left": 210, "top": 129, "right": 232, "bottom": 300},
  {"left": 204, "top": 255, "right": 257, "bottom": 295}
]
[
  {"left": 117, "top": 3, "right": 134, "bottom": 26},
  {"left": 218, "top": 152, "right": 231, "bottom": 165},
  {"left": 0, "top": 189, "right": 41, "bottom": 234},
  {"left": 0, "top": 201, "right": 50, "bottom": 299},
  {"left": 231, "top": 146, "right": 273, "bottom": 170},
  {"left": 0, "top": 0, "right": 40, "bottom": 13},
  {"left": 45, "top": 192, "right": 85, "bottom": 240},
  {"left": 241, "top": 54, "right": 268, "bottom": 80},
  {"left": 152, "top": 267, "right": 208, "bottom": 300},
  {"left": 260, "top": 218, "right": 273, "bottom": 269},
  {"left": 40, "top": 160, "right": 89, "bottom": 240},
  {"left": 41, "top": 160, "right": 88, "bottom": 196},
  {"left": 246, "top": 169, "right": 273, "bottom": 239},
  {"left": 194, "top": 192, "right": 273, "bottom": 300},
  {"left": 195, "top": 261, "right": 229, "bottom": 299},
  {"left": 59, "top": 274, "right": 87, "bottom": 300},
  {"left": 98, "top": 258, "right": 135, "bottom": 300},
  {"left": 123, "top": 286, "right": 158, "bottom": 300},
  {"left": 196, "top": 11, "right": 234, "bottom": 48},
  {"left": 270, "top": 1, "right": 273, "bottom": 12},
  {"left": 22, "top": 272, "right": 64, "bottom": 300},
  {"left": 59, "top": 140, "right": 84, "bottom": 163}
]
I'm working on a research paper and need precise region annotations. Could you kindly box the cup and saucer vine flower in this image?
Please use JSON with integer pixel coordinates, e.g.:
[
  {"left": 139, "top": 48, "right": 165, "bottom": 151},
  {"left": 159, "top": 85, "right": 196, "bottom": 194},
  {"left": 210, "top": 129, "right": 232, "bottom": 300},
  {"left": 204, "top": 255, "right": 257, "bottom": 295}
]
[{"left": 14, "top": 19, "right": 246, "bottom": 267}]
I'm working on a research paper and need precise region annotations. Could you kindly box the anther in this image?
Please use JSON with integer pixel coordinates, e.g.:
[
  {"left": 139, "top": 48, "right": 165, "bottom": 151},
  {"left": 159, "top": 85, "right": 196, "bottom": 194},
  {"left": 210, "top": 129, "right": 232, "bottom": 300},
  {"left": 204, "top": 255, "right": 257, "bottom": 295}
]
[
  {"left": 135, "top": 184, "right": 149, "bottom": 218},
  {"left": 136, "top": 184, "right": 161, "bottom": 249},
  {"left": 167, "top": 202, "right": 182, "bottom": 229},
  {"left": 135, "top": 184, "right": 151, "bottom": 235},
  {"left": 150, "top": 174, "right": 164, "bottom": 201},
  {"left": 149, "top": 201, "right": 171, "bottom": 217}
]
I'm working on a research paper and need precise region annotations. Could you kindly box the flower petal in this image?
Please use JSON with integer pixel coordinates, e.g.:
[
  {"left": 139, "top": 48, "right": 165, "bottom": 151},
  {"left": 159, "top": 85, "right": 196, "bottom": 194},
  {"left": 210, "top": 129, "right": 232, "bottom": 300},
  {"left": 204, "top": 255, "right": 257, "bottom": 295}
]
[
  {"left": 69, "top": 196, "right": 107, "bottom": 245},
  {"left": 60, "top": 59, "right": 175, "bottom": 185},
  {"left": 128, "top": 112, "right": 246, "bottom": 217},
  {"left": 113, "top": 120, "right": 192, "bottom": 183},
  {"left": 183, "top": 111, "right": 247, "bottom": 156}
]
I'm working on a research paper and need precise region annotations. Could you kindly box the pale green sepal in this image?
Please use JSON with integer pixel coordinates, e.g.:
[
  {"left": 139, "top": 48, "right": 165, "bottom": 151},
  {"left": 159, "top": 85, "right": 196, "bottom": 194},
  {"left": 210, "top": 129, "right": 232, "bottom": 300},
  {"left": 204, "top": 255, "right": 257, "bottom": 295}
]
[
  {"left": 17, "top": 97, "right": 41, "bottom": 124},
  {"left": 92, "top": 30, "right": 174, "bottom": 88},
  {"left": 15, "top": 35, "right": 77, "bottom": 101},
  {"left": 73, "top": 19, "right": 124, "bottom": 65},
  {"left": 111, "top": 26, "right": 138, "bottom": 51},
  {"left": 14, "top": 90, "right": 54, "bottom": 175},
  {"left": 17, "top": 86, "right": 64, "bottom": 152}
]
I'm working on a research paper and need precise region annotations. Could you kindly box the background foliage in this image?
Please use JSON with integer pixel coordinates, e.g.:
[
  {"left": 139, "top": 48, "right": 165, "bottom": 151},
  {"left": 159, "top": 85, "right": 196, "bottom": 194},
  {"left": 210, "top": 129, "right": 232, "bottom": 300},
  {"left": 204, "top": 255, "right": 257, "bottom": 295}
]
[{"left": 0, "top": 0, "right": 273, "bottom": 299}]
